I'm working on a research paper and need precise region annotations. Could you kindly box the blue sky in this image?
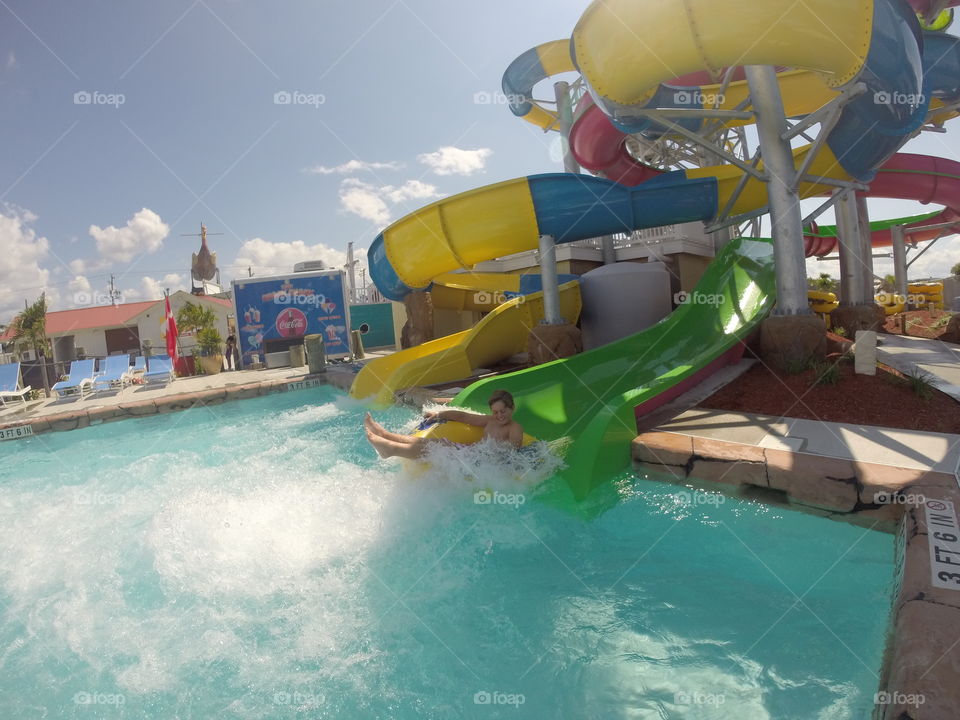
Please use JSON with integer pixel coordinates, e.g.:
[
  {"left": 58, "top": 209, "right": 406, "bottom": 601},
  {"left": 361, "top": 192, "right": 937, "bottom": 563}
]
[{"left": 1, "top": 0, "right": 959, "bottom": 321}]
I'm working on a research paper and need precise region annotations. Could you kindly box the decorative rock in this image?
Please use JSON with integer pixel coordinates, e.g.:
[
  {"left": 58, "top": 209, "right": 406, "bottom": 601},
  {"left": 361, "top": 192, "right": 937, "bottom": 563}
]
[
  {"left": 880, "top": 601, "right": 960, "bottom": 719},
  {"left": 764, "top": 448, "right": 858, "bottom": 511},
  {"left": 632, "top": 432, "right": 693, "bottom": 467},
  {"left": 119, "top": 400, "right": 159, "bottom": 417},
  {"left": 831, "top": 303, "right": 885, "bottom": 338},
  {"left": 401, "top": 290, "right": 434, "bottom": 349},
  {"left": 759, "top": 314, "right": 826, "bottom": 371},
  {"left": 689, "top": 457, "right": 767, "bottom": 488},
  {"left": 939, "top": 314, "right": 960, "bottom": 344},
  {"left": 527, "top": 323, "right": 582, "bottom": 365}
]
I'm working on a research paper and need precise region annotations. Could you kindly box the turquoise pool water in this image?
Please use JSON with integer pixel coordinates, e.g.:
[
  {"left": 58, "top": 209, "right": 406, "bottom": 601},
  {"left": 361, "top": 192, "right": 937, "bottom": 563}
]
[{"left": 0, "top": 386, "right": 893, "bottom": 719}]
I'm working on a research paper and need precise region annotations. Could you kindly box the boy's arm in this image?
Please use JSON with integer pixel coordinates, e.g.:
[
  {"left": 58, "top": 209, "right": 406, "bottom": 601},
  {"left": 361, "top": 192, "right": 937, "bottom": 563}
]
[{"left": 509, "top": 423, "right": 524, "bottom": 449}]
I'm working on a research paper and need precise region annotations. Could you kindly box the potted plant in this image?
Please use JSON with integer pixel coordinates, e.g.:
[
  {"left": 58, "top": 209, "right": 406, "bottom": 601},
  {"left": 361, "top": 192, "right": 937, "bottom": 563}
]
[
  {"left": 196, "top": 326, "right": 224, "bottom": 375},
  {"left": 176, "top": 301, "right": 223, "bottom": 375}
]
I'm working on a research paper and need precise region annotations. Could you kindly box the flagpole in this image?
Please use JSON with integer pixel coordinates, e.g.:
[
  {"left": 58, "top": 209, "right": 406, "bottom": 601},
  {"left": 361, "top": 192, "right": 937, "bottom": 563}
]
[{"left": 165, "top": 289, "right": 185, "bottom": 375}]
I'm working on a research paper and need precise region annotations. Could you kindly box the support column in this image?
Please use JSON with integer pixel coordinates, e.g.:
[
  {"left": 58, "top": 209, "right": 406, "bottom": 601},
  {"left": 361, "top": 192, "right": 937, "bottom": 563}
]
[
  {"left": 539, "top": 234, "right": 563, "bottom": 325},
  {"left": 892, "top": 225, "right": 908, "bottom": 297},
  {"left": 525, "top": 82, "right": 584, "bottom": 366},
  {"left": 855, "top": 195, "right": 876, "bottom": 304},
  {"left": 601, "top": 236, "right": 616, "bottom": 264},
  {"left": 744, "top": 65, "right": 810, "bottom": 317},
  {"left": 835, "top": 190, "right": 863, "bottom": 306},
  {"left": 832, "top": 193, "right": 884, "bottom": 335},
  {"left": 746, "top": 65, "right": 825, "bottom": 370}
]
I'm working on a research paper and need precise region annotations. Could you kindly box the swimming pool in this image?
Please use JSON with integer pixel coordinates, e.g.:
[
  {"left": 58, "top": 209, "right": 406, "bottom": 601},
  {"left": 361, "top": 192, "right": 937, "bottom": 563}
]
[{"left": 0, "top": 386, "right": 893, "bottom": 718}]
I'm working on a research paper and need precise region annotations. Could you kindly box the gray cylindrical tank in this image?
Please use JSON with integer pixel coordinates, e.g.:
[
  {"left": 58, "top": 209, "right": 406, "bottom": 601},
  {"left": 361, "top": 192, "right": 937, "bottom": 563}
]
[{"left": 578, "top": 261, "right": 672, "bottom": 350}]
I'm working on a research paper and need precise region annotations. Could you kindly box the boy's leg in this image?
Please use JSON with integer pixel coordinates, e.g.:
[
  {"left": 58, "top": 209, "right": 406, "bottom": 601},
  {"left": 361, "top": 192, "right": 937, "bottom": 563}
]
[
  {"left": 365, "top": 413, "right": 419, "bottom": 444},
  {"left": 366, "top": 428, "right": 426, "bottom": 459}
]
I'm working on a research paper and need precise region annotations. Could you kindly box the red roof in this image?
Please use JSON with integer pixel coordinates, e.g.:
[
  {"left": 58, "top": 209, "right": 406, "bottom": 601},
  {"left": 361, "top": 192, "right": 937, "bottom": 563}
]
[
  {"left": 1, "top": 294, "right": 234, "bottom": 342},
  {"left": 0, "top": 301, "right": 157, "bottom": 341}
]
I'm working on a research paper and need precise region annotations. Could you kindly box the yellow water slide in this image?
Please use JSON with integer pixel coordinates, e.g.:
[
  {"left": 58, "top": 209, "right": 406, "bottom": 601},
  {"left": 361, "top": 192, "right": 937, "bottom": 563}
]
[{"left": 350, "top": 280, "right": 581, "bottom": 406}]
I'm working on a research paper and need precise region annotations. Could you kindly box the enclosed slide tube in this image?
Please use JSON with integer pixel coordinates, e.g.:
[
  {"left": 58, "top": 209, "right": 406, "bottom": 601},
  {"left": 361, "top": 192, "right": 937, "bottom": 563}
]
[{"left": 505, "top": 29, "right": 960, "bottom": 253}]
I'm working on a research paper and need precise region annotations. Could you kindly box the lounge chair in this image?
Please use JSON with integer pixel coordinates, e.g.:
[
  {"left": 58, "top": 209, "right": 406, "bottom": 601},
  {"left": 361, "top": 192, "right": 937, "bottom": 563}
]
[
  {"left": 143, "top": 355, "right": 174, "bottom": 385},
  {"left": 132, "top": 356, "right": 147, "bottom": 375},
  {"left": 52, "top": 359, "right": 97, "bottom": 399},
  {"left": 0, "top": 362, "right": 32, "bottom": 408},
  {"left": 93, "top": 355, "right": 133, "bottom": 393}
]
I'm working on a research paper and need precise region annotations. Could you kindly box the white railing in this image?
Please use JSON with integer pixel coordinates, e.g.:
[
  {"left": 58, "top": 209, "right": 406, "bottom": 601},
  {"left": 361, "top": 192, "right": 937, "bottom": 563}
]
[{"left": 350, "top": 286, "right": 386, "bottom": 305}]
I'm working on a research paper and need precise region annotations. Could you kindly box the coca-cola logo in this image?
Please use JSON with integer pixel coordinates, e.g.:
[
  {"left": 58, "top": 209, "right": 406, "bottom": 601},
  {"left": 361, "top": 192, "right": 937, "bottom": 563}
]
[{"left": 276, "top": 308, "right": 307, "bottom": 338}]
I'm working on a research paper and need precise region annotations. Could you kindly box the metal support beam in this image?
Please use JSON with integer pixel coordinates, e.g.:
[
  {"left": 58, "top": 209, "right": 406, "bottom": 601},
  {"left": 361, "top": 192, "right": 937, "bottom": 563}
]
[
  {"left": 907, "top": 232, "right": 948, "bottom": 268},
  {"left": 855, "top": 195, "right": 875, "bottom": 304},
  {"left": 628, "top": 112, "right": 766, "bottom": 180},
  {"left": 835, "top": 190, "right": 864, "bottom": 307},
  {"left": 554, "top": 81, "right": 580, "bottom": 174},
  {"left": 745, "top": 65, "right": 810, "bottom": 315},
  {"left": 601, "top": 236, "right": 616, "bottom": 265},
  {"left": 538, "top": 234, "right": 564, "bottom": 325},
  {"left": 891, "top": 224, "right": 908, "bottom": 296}
]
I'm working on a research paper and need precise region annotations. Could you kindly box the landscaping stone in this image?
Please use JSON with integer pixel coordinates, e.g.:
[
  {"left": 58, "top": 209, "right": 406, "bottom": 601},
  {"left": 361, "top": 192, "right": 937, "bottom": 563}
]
[
  {"left": 759, "top": 314, "right": 826, "bottom": 371},
  {"left": 632, "top": 432, "right": 693, "bottom": 467},
  {"left": 527, "top": 323, "right": 582, "bottom": 365},
  {"left": 764, "top": 449, "right": 858, "bottom": 511}
]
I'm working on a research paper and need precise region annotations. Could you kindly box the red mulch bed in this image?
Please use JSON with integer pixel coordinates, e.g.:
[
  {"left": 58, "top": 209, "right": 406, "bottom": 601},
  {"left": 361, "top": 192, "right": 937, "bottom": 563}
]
[
  {"left": 700, "top": 349, "right": 960, "bottom": 434},
  {"left": 882, "top": 309, "right": 953, "bottom": 339}
]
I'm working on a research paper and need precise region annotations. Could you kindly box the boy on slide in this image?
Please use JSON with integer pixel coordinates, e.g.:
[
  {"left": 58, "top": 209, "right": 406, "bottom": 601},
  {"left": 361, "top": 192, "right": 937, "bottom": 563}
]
[{"left": 365, "top": 390, "right": 524, "bottom": 459}]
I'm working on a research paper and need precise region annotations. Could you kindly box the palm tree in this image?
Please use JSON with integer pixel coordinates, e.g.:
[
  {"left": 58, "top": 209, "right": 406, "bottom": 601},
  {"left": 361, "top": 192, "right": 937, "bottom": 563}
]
[{"left": 10, "top": 293, "right": 51, "bottom": 396}]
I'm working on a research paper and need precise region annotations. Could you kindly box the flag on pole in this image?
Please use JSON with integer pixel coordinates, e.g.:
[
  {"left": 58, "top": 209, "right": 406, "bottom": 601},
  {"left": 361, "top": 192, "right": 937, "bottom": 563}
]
[{"left": 164, "top": 293, "right": 179, "bottom": 363}]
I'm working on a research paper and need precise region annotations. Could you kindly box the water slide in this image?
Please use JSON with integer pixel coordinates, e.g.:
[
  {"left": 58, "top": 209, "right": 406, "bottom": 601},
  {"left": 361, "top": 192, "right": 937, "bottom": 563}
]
[
  {"left": 366, "top": 0, "right": 959, "bottom": 496},
  {"left": 350, "top": 279, "right": 581, "bottom": 406}
]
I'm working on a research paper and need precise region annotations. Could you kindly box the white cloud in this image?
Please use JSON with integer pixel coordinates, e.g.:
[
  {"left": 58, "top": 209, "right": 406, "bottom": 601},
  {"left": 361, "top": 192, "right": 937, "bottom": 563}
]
[
  {"left": 339, "top": 179, "right": 392, "bottom": 225},
  {"left": 0, "top": 207, "right": 53, "bottom": 322},
  {"left": 304, "top": 159, "right": 403, "bottom": 175},
  {"left": 338, "top": 178, "right": 443, "bottom": 226},
  {"left": 231, "top": 238, "right": 365, "bottom": 279},
  {"left": 417, "top": 146, "right": 492, "bottom": 176},
  {"left": 88, "top": 208, "right": 169, "bottom": 263},
  {"left": 135, "top": 274, "right": 187, "bottom": 303},
  {"left": 4, "top": 50, "right": 15, "bottom": 73}
]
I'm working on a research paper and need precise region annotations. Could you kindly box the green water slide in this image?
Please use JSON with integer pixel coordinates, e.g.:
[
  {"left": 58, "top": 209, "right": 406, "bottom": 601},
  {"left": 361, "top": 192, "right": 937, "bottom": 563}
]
[{"left": 448, "top": 237, "right": 777, "bottom": 499}]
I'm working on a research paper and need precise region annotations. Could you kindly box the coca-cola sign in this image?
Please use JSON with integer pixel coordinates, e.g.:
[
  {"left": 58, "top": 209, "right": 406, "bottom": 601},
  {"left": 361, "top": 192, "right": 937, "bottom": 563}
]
[{"left": 275, "top": 308, "right": 307, "bottom": 338}]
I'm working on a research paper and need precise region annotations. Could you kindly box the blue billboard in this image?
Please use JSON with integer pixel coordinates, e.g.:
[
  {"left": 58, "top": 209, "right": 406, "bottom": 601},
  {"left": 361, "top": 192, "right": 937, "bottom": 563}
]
[{"left": 232, "top": 271, "right": 352, "bottom": 365}]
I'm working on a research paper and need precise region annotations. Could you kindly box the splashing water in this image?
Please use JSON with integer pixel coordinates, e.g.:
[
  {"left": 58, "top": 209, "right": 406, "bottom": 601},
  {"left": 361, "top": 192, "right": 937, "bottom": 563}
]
[{"left": 0, "top": 387, "right": 893, "bottom": 718}]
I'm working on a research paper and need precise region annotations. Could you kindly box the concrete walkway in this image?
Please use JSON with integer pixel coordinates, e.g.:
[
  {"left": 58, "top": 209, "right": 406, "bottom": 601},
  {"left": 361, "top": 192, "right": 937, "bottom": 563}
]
[
  {"left": 658, "top": 408, "right": 960, "bottom": 477},
  {"left": 875, "top": 333, "right": 960, "bottom": 402}
]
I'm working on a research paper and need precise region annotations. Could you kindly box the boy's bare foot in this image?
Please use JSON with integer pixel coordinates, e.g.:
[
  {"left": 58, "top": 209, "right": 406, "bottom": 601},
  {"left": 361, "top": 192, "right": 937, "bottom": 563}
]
[
  {"left": 366, "top": 428, "right": 391, "bottom": 458},
  {"left": 365, "top": 412, "right": 390, "bottom": 438}
]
